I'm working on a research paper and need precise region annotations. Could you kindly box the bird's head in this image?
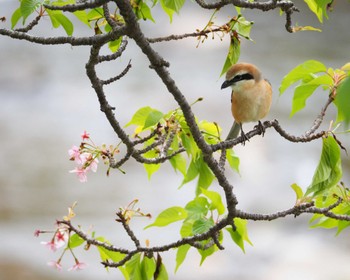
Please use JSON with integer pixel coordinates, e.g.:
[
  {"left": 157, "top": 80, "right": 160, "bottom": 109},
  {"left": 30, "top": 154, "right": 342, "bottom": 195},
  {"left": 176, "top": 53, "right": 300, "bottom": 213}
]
[{"left": 221, "top": 63, "right": 262, "bottom": 91}]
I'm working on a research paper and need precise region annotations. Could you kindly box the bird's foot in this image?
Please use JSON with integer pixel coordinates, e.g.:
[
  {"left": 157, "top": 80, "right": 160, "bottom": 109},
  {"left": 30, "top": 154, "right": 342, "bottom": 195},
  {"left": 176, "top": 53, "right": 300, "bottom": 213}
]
[
  {"left": 240, "top": 125, "right": 250, "bottom": 146},
  {"left": 255, "top": 121, "right": 266, "bottom": 137}
]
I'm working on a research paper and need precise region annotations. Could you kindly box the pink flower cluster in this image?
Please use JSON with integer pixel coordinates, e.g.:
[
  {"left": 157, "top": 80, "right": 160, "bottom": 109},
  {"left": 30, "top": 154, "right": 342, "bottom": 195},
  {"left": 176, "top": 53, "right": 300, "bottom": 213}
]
[
  {"left": 36, "top": 222, "right": 87, "bottom": 272},
  {"left": 40, "top": 229, "right": 67, "bottom": 252},
  {"left": 68, "top": 131, "right": 99, "bottom": 182}
]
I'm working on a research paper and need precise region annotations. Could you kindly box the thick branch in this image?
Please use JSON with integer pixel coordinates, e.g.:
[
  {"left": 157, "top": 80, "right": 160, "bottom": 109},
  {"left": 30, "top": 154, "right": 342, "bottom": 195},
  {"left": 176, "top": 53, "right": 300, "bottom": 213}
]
[
  {"left": 116, "top": 0, "right": 239, "bottom": 219},
  {"left": 44, "top": 0, "right": 110, "bottom": 12}
]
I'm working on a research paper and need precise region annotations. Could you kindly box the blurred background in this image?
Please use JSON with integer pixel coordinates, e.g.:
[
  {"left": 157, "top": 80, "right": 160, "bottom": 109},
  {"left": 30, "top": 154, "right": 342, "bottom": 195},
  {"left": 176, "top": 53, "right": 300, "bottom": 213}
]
[{"left": 0, "top": 0, "right": 350, "bottom": 279}]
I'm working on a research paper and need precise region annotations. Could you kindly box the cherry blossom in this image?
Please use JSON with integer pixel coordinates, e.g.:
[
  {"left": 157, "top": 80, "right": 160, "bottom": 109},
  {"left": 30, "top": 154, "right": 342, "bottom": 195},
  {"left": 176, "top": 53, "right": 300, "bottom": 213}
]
[
  {"left": 69, "top": 167, "right": 88, "bottom": 183},
  {"left": 47, "top": 260, "right": 62, "bottom": 271},
  {"left": 81, "top": 130, "right": 90, "bottom": 140},
  {"left": 68, "top": 260, "right": 87, "bottom": 271}
]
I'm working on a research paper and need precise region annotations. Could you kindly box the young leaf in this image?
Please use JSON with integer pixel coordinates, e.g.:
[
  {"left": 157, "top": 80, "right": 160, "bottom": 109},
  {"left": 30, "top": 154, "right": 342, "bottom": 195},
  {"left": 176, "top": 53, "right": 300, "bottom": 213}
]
[
  {"left": 279, "top": 60, "right": 327, "bottom": 94},
  {"left": 291, "top": 183, "right": 304, "bottom": 201},
  {"left": 175, "top": 244, "right": 191, "bottom": 272},
  {"left": 198, "top": 240, "right": 217, "bottom": 265},
  {"left": 201, "top": 188, "right": 225, "bottom": 215},
  {"left": 169, "top": 153, "right": 187, "bottom": 176},
  {"left": 304, "top": 0, "right": 332, "bottom": 23},
  {"left": 96, "top": 237, "right": 125, "bottom": 263},
  {"left": 20, "top": 0, "right": 41, "bottom": 24},
  {"left": 140, "top": 255, "right": 156, "bottom": 280},
  {"left": 126, "top": 106, "right": 163, "bottom": 131},
  {"left": 46, "top": 10, "right": 74, "bottom": 36},
  {"left": 125, "top": 253, "right": 142, "bottom": 279},
  {"left": 135, "top": 1, "right": 155, "bottom": 22},
  {"left": 160, "top": 0, "right": 175, "bottom": 22},
  {"left": 305, "top": 135, "right": 342, "bottom": 197},
  {"left": 192, "top": 218, "right": 214, "bottom": 235},
  {"left": 220, "top": 36, "right": 240, "bottom": 77},
  {"left": 235, "top": 16, "right": 254, "bottom": 40},
  {"left": 156, "top": 263, "right": 169, "bottom": 280},
  {"left": 180, "top": 157, "right": 199, "bottom": 187},
  {"left": 11, "top": 8, "right": 22, "bottom": 29},
  {"left": 185, "top": 196, "right": 209, "bottom": 220},
  {"left": 68, "top": 233, "right": 85, "bottom": 248},
  {"left": 197, "top": 159, "right": 215, "bottom": 194},
  {"left": 226, "top": 149, "right": 240, "bottom": 173},
  {"left": 226, "top": 218, "right": 253, "bottom": 253},
  {"left": 290, "top": 74, "right": 332, "bottom": 116},
  {"left": 108, "top": 37, "right": 122, "bottom": 53},
  {"left": 162, "top": 0, "right": 185, "bottom": 14},
  {"left": 145, "top": 206, "right": 187, "bottom": 229},
  {"left": 334, "top": 76, "right": 350, "bottom": 125}
]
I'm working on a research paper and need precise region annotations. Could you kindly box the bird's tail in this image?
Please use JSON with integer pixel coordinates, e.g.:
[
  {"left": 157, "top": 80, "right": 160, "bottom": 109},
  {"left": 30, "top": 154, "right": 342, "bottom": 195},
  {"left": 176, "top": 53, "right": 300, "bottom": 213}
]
[{"left": 226, "top": 122, "right": 240, "bottom": 140}]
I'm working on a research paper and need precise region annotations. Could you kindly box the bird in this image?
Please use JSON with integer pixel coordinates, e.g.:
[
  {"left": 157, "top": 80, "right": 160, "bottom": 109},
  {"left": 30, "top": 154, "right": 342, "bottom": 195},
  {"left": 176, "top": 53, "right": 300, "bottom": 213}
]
[{"left": 221, "top": 62, "right": 272, "bottom": 144}]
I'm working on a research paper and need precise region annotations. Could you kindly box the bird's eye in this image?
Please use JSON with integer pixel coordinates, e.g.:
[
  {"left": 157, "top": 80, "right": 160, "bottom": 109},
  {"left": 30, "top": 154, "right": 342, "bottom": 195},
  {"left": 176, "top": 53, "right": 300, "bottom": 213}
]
[{"left": 230, "top": 73, "right": 254, "bottom": 84}]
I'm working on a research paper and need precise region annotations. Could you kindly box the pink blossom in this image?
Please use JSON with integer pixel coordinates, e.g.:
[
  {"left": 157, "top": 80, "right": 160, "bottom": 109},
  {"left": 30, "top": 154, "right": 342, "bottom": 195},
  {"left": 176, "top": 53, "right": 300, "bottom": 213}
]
[
  {"left": 34, "top": 229, "right": 42, "bottom": 237},
  {"left": 68, "top": 145, "right": 82, "bottom": 164},
  {"left": 41, "top": 240, "right": 58, "bottom": 252},
  {"left": 81, "top": 131, "right": 90, "bottom": 141},
  {"left": 69, "top": 167, "right": 88, "bottom": 183},
  {"left": 47, "top": 260, "right": 62, "bottom": 271},
  {"left": 87, "top": 157, "right": 99, "bottom": 173},
  {"left": 68, "top": 261, "right": 87, "bottom": 271}
]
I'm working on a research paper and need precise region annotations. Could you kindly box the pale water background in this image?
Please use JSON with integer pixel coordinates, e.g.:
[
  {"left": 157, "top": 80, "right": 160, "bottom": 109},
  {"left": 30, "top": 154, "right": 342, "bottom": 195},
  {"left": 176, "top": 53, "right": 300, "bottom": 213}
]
[{"left": 0, "top": 1, "right": 350, "bottom": 279}]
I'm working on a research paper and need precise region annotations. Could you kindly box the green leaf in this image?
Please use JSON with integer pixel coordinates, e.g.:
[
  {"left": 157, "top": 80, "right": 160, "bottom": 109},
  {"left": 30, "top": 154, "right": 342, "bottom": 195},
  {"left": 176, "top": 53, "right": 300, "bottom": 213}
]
[
  {"left": 108, "top": 37, "right": 123, "bottom": 53},
  {"left": 145, "top": 206, "right": 187, "bottom": 229},
  {"left": 305, "top": 135, "right": 342, "bottom": 197},
  {"left": 185, "top": 196, "right": 209, "bottom": 220},
  {"left": 192, "top": 218, "right": 214, "bottom": 235},
  {"left": 180, "top": 220, "right": 194, "bottom": 237},
  {"left": 180, "top": 132, "right": 198, "bottom": 157},
  {"left": 125, "top": 253, "right": 142, "bottom": 280},
  {"left": 140, "top": 256, "right": 156, "bottom": 280},
  {"left": 11, "top": 8, "right": 22, "bottom": 29},
  {"left": 291, "top": 183, "right": 304, "bottom": 201},
  {"left": 135, "top": 1, "right": 155, "bottom": 22},
  {"left": 226, "top": 218, "right": 253, "bottom": 253},
  {"left": 235, "top": 15, "right": 254, "bottom": 40},
  {"left": 20, "top": 0, "right": 41, "bottom": 24},
  {"left": 160, "top": 0, "right": 174, "bottom": 22},
  {"left": 162, "top": 0, "right": 185, "bottom": 14},
  {"left": 198, "top": 231, "right": 222, "bottom": 265},
  {"left": 96, "top": 237, "right": 125, "bottom": 263},
  {"left": 73, "top": 10, "right": 90, "bottom": 27},
  {"left": 334, "top": 76, "right": 350, "bottom": 125},
  {"left": 87, "top": 8, "right": 104, "bottom": 21},
  {"left": 157, "top": 263, "right": 169, "bottom": 280},
  {"left": 126, "top": 106, "right": 163, "bottom": 131},
  {"left": 290, "top": 74, "right": 332, "bottom": 116},
  {"left": 279, "top": 60, "right": 327, "bottom": 94},
  {"left": 143, "top": 163, "right": 161, "bottom": 180},
  {"left": 220, "top": 36, "right": 240, "bottom": 77},
  {"left": 304, "top": 0, "right": 332, "bottom": 23},
  {"left": 197, "top": 159, "right": 214, "bottom": 194},
  {"left": 226, "top": 149, "right": 240, "bottom": 173},
  {"left": 175, "top": 244, "right": 191, "bottom": 272},
  {"left": 180, "top": 157, "right": 199, "bottom": 187},
  {"left": 68, "top": 233, "right": 85, "bottom": 248},
  {"left": 46, "top": 10, "right": 74, "bottom": 36},
  {"left": 201, "top": 188, "right": 225, "bottom": 215},
  {"left": 144, "top": 110, "right": 164, "bottom": 130},
  {"left": 169, "top": 154, "right": 187, "bottom": 176}
]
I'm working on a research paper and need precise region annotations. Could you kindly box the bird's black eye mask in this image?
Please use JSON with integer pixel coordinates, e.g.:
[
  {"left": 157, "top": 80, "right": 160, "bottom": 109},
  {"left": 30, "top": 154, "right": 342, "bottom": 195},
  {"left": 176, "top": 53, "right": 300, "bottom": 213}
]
[{"left": 221, "top": 73, "right": 254, "bottom": 89}]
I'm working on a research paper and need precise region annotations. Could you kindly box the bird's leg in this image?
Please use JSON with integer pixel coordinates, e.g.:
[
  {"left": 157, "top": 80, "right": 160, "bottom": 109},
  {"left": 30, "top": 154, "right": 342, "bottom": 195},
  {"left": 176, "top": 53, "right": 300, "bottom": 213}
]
[
  {"left": 255, "top": 121, "right": 266, "bottom": 136},
  {"left": 240, "top": 124, "right": 249, "bottom": 146}
]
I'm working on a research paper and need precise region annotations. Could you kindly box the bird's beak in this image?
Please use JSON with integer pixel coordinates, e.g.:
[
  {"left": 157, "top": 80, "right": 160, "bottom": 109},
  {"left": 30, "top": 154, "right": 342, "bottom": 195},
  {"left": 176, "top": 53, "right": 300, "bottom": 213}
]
[{"left": 221, "top": 80, "right": 231, "bottom": 90}]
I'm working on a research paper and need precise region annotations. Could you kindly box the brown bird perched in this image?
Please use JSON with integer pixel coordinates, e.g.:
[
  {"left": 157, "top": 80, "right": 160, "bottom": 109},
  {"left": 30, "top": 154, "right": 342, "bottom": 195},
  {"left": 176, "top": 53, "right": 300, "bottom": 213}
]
[{"left": 221, "top": 63, "right": 272, "bottom": 143}]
